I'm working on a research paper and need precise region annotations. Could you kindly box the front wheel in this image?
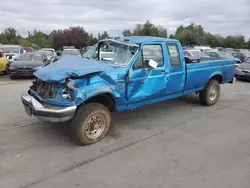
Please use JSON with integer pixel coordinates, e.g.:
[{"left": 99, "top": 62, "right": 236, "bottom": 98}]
[
  {"left": 199, "top": 79, "right": 220, "bottom": 106},
  {"left": 70, "top": 103, "right": 111, "bottom": 146}
]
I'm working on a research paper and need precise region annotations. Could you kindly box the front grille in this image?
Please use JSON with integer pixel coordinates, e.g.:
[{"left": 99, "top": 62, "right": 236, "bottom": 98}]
[
  {"left": 31, "top": 79, "right": 59, "bottom": 99},
  {"left": 17, "top": 67, "right": 33, "bottom": 72}
]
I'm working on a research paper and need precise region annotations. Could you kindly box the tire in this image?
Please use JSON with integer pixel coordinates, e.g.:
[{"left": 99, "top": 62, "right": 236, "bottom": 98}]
[
  {"left": 70, "top": 103, "right": 111, "bottom": 146},
  {"left": 199, "top": 79, "right": 220, "bottom": 106},
  {"left": 3, "top": 70, "right": 7, "bottom": 75},
  {"left": 9, "top": 75, "right": 17, "bottom": 80}
]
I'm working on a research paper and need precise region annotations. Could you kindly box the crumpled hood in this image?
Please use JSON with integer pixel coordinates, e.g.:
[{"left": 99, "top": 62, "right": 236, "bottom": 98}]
[{"left": 34, "top": 55, "right": 114, "bottom": 82}]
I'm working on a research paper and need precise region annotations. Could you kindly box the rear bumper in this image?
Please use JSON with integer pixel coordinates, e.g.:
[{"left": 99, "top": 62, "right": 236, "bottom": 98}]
[{"left": 21, "top": 91, "right": 77, "bottom": 122}]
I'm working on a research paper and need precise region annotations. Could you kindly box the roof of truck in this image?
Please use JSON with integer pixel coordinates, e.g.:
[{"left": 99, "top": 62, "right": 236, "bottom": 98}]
[{"left": 111, "top": 36, "right": 178, "bottom": 45}]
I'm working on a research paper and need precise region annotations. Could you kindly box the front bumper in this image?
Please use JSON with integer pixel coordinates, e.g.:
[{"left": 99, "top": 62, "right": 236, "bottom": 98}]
[
  {"left": 9, "top": 69, "right": 35, "bottom": 76},
  {"left": 21, "top": 91, "right": 77, "bottom": 122}
]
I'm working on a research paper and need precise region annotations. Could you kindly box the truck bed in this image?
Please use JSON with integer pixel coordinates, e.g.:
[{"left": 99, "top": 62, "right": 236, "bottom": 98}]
[{"left": 184, "top": 59, "right": 235, "bottom": 93}]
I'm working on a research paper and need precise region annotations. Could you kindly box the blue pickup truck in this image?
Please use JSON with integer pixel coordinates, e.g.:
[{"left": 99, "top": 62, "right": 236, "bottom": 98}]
[{"left": 21, "top": 36, "right": 236, "bottom": 146}]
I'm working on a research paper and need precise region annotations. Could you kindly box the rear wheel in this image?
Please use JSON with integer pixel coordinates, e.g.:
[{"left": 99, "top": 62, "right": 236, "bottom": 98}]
[
  {"left": 70, "top": 103, "right": 111, "bottom": 146},
  {"left": 199, "top": 79, "right": 220, "bottom": 106}
]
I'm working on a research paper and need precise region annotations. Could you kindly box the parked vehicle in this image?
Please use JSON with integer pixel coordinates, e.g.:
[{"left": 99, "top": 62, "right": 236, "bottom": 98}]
[
  {"left": 63, "top": 46, "right": 75, "bottom": 50},
  {"left": 231, "top": 51, "right": 248, "bottom": 63},
  {"left": 61, "top": 49, "right": 81, "bottom": 57},
  {"left": 193, "top": 46, "right": 212, "bottom": 52},
  {"left": 0, "top": 51, "right": 8, "bottom": 74},
  {"left": 184, "top": 49, "right": 210, "bottom": 58},
  {"left": 40, "top": 48, "right": 56, "bottom": 56},
  {"left": 37, "top": 51, "right": 54, "bottom": 61},
  {"left": 9, "top": 53, "right": 48, "bottom": 79},
  {"left": 206, "top": 51, "right": 241, "bottom": 65},
  {"left": 21, "top": 36, "right": 236, "bottom": 146},
  {"left": 0, "top": 45, "right": 24, "bottom": 64},
  {"left": 24, "top": 47, "right": 35, "bottom": 53},
  {"left": 235, "top": 57, "right": 250, "bottom": 81}
]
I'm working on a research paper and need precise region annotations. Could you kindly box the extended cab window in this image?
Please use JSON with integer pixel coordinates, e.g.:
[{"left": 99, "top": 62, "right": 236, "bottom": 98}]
[
  {"left": 166, "top": 44, "right": 181, "bottom": 67},
  {"left": 133, "top": 44, "right": 164, "bottom": 69}
]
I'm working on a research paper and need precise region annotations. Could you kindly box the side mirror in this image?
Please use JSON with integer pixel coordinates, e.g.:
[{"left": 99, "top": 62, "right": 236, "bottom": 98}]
[
  {"left": 142, "top": 59, "right": 158, "bottom": 83},
  {"left": 148, "top": 59, "right": 158, "bottom": 69},
  {"left": 56, "top": 51, "right": 62, "bottom": 56}
]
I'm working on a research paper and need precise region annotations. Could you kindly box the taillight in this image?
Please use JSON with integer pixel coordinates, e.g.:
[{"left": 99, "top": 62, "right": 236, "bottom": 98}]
[{"left": 234, "top": 65, "right": 237, "bottom": 75}]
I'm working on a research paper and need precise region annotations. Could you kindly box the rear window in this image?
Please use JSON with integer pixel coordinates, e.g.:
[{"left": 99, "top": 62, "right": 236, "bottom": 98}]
[{"left": 166, "top": 44, "right": 181, "bottom": 67}]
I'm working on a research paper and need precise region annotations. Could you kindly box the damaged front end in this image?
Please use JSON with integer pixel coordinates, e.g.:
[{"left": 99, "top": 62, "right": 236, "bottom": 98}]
[
  {"left": 21, "top": 71, "right": 120, "bottom": 123},
  {"left": 22, "top": 78, "right": 77, "bottom": 122}
]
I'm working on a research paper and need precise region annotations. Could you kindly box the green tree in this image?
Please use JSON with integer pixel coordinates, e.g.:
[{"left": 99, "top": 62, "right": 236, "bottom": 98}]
[
  {"left": 122, "top": 21, "right": 167, "bottom": 38},
  {"left": 98, "top": 31, "right": 109, "bottom": 40},
  {"left": 122, "top": 29, "right": 132, "bottom": 36}
]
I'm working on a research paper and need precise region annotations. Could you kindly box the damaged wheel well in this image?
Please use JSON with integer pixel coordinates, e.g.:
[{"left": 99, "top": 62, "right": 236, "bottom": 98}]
[{"left": 84, "top": 93, "right": 116, "bottom": 112}]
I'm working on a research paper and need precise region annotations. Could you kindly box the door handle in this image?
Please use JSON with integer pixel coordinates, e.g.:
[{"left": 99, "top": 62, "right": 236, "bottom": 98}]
[{"left": 161, "top": 70, "right": 168, "bottom": 74}]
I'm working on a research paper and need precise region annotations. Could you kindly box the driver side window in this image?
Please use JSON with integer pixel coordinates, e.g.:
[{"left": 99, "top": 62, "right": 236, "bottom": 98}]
[{"left": 133, "top": 44, "right": 164, "bottom": 70}]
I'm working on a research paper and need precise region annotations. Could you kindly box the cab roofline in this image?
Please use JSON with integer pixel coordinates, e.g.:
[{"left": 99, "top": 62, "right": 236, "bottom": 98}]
[{"left": 100, "top": 36, "right": 178, "bottom": 46}]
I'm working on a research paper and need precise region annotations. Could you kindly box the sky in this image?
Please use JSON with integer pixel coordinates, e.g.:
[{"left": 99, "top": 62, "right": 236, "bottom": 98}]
[{"left": 0, "top": 0, "right": 249, "bottom": 38}]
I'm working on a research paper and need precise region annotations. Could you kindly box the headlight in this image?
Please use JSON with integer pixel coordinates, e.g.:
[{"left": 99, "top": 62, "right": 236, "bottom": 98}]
[
  {"left": 9, "top": 65, "right": 16, "bottom": 69},
  {"left": 236, "top": 67, "right": 242, "bottom": 71}
]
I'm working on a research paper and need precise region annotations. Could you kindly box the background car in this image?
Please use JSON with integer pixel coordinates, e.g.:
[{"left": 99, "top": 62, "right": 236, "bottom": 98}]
[
  {"left": 235, "top": 57, "right": 250, "bottom": 81},
  {"left": 231, "top": 51, "right": 248, "bottom": 63},
  {"left": 24, "top": 47, "right": 35, "bottom": 53},
  {"left": 8, "top": 53, "right": 48, "bottom": 79},
  {"left": 184, "top": 49, "right": 210, "bottom": 58},
  {"left": 37, "top": 51, "right": 53, "bottom": 61},
  {"left": 0, "top": 45, "right": 24, "bottom": 65},
  {"left": 0, "top": 51, "right": 8, "bottom": 75},
  {"left": 61, "top": 49, "right": 81, "bottom": 57},
  {"left": 206, "top": 51, "right": 241, "bottom": 64},
  {"left": 40, "top": 48, "right": 56, "bottom": 56}
]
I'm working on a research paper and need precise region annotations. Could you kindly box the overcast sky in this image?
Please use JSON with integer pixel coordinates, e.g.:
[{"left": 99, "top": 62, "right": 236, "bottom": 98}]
[{"left": 0, "top": 0, "right": 249, "bottom": 38}]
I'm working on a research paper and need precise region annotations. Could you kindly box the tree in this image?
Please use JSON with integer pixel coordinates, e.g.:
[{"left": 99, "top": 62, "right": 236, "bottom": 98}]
[
  {"left": 98, "top": 31, "right": 109, "bottom": 40},
  {"left": 122, "top": 29, "right": 132, "bottom": 36},
  {"left": 246, "top": 38, "right": 250, "bottom": 49},
  {"left": 122, "top": 21, "right": 167, "bottom": 38}
]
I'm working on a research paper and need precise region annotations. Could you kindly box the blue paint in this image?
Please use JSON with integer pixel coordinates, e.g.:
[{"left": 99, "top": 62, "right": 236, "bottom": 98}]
[
  {"left": 34, "top": 55, "right": 114, "bottom": 82},
  {"left": 30, "top": 37, "right": 236, "bottom": 112}
]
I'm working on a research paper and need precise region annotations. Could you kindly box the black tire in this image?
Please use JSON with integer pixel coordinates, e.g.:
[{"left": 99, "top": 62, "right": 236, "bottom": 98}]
[
  {"left": 3, "top": 70, "right": 7, "bottom": 75},
  {"left": 70, "top": 103, "right": 111, "bottom": 146},
  {"left": 199, "top": 79, "right": 220, "bottom": 106},
  {"left": 9, "top": 75, "right": 17, "bottom": 80}
]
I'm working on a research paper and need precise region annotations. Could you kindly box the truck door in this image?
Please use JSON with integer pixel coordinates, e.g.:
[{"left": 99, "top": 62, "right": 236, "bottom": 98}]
[
  {"left": 127, "top": 43, "right": 169, "bottom": 103},
  {"left": 165, "top": 43, "right": 186, "bottom": 94}
]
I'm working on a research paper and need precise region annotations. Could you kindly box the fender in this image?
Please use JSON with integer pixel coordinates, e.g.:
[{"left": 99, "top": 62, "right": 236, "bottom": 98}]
[{"left": 208, "top": 71, "right": 223, "bottom": 83}]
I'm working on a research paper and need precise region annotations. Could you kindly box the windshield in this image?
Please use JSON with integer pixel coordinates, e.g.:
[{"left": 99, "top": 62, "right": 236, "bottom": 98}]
[
  {"left": 0, "top": 47, "right": 19, "bottom": 53},
  {"left": 218, "top": 52, "right": 234, "bottom": 58},
  {"left": 191, "top": 51, "right": 208, "bottom": 57},
  {"left": 22, "top": 54, "right": 42, "bottom": 61},
  {"left": 62, "top": 49, "right": 81, "bottom": 56},
  {"left": 82, "top": 40, "right": 138, "bottom": 66}
]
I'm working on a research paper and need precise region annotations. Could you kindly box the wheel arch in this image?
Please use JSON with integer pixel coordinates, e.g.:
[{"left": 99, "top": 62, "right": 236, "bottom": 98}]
[
  {"left": 82, "top": 93, "right": 116, "bottom": 112},
  {"left": 209, "top": 73, "right": 223, "bottom": 84}
]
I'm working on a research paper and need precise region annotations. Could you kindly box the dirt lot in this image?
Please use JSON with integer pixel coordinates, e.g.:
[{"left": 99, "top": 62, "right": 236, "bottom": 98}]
[{"left": 0, "top": 75, "right": 250, "bottom": 188}]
